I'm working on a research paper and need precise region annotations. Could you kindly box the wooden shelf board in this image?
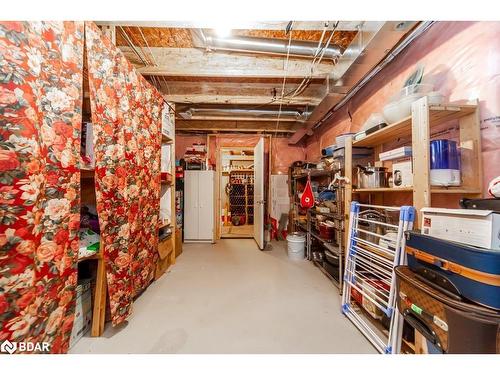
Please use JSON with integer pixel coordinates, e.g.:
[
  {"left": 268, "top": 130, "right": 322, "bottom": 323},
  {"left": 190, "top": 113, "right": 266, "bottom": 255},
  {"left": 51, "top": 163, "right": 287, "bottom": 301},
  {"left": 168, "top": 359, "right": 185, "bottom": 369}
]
[
  {"left": 161, "top": 133, "right": 174, "bottom": 143},
  {"left": 353, "top": 187, "right": 413, "bottom": 193},
  {"left": 78, "top": 253, "right": 101, "bottom": 263},
  {"left": 353, "top": 104, "right": 477, "bottom": 147},
  {"left": 430, "top": 187, "right": 482, "bottom": 194},
  {"left": 222, "top": 155, "right": 254, "bottom": 161},
  {"left": 353, "top": 186, "right": 481, "bottom": 194},
  {"left": 292, "top": 169, "right": 334, "bottom": 179},
  {"left": 80, "top": 168, "right": 95, "bottom": 179},
  {"left": 158, "top": 221, "right": 171, "bottom": 229}
]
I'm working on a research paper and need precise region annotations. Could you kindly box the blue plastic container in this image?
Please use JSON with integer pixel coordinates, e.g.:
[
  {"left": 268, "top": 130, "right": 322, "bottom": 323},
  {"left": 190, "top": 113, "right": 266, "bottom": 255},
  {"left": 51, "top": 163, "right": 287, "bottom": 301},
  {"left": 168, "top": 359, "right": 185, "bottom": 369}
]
[{"left": 430, "top": 139, "right": 461, "bottom": 186}]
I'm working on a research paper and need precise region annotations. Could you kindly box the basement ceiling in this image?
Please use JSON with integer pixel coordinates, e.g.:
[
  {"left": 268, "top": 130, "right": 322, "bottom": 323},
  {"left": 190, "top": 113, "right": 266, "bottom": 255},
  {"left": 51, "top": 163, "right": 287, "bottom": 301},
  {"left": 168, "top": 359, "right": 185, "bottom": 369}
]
[
  {"left": 115, "top": 26, "right": 357, "bottom": 50},
  {"left": 101, "top": 21, "right": 418, "bottom": 136}
]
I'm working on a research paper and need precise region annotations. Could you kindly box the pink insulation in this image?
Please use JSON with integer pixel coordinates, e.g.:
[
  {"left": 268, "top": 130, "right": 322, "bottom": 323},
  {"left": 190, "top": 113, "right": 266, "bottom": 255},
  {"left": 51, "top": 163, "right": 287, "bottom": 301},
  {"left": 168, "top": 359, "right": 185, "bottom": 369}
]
[
  {"left": 306, "top": 21, "right": 500, "bottom": 197},
  {"left": 175, "top": 134, "right": 207, "bottom": 159},
  {"left": 175, "top": 134, "right": 305, "bottom": 174}
]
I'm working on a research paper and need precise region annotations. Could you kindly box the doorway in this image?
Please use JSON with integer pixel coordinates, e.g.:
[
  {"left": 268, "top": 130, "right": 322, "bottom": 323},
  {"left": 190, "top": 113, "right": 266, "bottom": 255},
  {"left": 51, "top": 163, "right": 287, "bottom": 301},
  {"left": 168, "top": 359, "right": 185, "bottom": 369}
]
[{"left": 219, "top": 147, "right": 255, "bottom": 238}]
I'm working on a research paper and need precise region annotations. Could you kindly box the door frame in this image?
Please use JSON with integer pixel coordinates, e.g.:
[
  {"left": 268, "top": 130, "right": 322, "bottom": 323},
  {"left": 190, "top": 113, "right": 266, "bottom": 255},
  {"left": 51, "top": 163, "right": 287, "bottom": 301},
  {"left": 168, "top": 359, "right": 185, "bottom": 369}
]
[{"left": 212, "top": 135, "right": 272, "bottom": 241}]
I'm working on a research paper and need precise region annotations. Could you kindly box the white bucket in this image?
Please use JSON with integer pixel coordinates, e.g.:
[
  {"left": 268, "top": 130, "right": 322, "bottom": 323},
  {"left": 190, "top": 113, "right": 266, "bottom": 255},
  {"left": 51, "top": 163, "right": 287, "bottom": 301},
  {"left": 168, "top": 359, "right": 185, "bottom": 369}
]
[{"left": 287, "top": 232, "right": 306, "bottom": 260}]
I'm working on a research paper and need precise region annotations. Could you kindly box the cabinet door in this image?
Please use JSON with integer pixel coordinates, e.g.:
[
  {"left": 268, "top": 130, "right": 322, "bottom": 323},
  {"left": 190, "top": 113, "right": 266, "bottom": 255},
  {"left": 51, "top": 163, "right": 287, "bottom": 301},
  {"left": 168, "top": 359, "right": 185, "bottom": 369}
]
[
  {"left": 197, "top": 171, "right": 214, "bottom": 241},
  {"left": 184, "top": 171, "right": 199, "bottom": 240}
]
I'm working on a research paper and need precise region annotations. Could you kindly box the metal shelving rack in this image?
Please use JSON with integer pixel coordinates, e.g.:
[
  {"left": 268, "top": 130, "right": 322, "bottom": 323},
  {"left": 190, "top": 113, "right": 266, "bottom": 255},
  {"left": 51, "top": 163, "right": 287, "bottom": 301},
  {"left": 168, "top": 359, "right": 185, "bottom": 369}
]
[
  {"left": 229, "top": 170, "right": 254, "bottom": 225},
  {"left": 289, "top": 168, "right": 346, "bottom": 290}
]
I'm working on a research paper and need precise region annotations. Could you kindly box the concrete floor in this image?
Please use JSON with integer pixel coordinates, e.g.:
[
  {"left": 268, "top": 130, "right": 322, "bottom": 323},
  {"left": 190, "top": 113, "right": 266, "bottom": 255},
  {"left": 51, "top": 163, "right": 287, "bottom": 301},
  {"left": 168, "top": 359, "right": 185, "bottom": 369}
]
[{"left": 71, "top": 239, "right": 375, "bottom": 354}]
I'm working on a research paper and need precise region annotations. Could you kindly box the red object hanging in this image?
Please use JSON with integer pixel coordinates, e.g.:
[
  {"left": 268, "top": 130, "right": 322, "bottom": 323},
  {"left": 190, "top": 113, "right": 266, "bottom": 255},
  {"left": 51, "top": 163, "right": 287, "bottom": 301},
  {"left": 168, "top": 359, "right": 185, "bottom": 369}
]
[{"left": 300, "top": 175, "right": 315, "bottom": 208}]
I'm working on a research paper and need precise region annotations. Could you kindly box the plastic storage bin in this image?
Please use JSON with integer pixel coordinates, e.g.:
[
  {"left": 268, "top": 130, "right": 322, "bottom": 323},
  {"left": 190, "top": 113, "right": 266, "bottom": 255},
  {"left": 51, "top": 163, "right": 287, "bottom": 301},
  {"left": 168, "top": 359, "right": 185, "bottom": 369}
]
[{"left": 395, "top": 266, "right": 500, "bottom": 353}]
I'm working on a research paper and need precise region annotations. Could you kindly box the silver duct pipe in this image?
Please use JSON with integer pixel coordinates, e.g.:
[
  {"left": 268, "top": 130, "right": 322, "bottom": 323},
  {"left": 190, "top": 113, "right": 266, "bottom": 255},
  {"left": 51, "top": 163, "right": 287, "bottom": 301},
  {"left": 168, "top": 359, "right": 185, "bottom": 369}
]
[
  {"left": 192, "top": 29, "right": 343, "bottom": 59},
  {"left": 179, "top": 107, "right": 312, "bottom": 122},
  {"left": 312, "top": 21, "right": 435, "bottom": 130}
]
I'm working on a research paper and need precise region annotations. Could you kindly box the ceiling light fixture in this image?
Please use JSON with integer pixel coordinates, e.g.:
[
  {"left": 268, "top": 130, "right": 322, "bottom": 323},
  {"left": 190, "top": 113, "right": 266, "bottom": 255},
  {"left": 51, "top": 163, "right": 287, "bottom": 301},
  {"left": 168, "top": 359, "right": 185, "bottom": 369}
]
[{"left": 215, "top": 27, "right": 232, "bottom": 38}]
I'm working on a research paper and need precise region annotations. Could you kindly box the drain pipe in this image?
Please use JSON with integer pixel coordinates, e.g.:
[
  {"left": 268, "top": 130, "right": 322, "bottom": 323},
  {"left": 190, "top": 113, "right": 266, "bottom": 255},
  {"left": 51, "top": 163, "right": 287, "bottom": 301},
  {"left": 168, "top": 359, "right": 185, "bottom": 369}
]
[{"left": 312, "top": 21, "right": 435, "bottom": 130}]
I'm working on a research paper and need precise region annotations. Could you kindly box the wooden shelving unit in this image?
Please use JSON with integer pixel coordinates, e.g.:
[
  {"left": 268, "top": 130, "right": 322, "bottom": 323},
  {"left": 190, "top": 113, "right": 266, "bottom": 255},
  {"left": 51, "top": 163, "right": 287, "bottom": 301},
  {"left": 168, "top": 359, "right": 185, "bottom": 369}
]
[
  {"left": 157, "top": 103, "right": 176, "bottom": 278},
  {"left": 344, "top": 98, "right": 482, "bottom": 231},
  {"left": 228, "top": 170, "right": 254, "bottom": 225},
  {"left": 78, "top": 166, "right": 107, "bottom": 338},
  {"left": 343, "top": 98, "right": 482, "bottom": 353}
]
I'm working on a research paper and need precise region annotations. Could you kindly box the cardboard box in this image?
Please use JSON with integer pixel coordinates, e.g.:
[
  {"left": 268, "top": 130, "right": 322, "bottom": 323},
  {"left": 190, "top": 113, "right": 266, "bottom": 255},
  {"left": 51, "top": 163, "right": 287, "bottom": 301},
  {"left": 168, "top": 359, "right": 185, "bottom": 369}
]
[
  {"left": 392, "top": 160, "right": 413, "bottom": 187},
  {"left": 421, "top": 207, "right": 500, "bottom": 250}
]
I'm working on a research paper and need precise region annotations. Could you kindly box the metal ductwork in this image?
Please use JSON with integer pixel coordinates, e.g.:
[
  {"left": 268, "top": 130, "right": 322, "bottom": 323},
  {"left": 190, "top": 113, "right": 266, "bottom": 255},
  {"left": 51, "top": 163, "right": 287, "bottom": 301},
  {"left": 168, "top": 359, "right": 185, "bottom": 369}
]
[
  {"left": 192, "top": 29, "right": 343, "bottom": 60},
  {"left": 179, "top": 107, "right": 312, "bottom": 122},
  {"left": 288, "top": 21, "right": 423, "bottom": 144}
]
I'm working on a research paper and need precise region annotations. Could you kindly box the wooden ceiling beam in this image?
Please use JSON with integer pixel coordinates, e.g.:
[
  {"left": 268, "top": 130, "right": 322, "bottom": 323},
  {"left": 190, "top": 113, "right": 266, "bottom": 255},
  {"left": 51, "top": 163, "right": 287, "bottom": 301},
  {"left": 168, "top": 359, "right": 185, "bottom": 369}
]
[
  {"left": 157, "top": 80, "right": 325, "bottom": 105},
  {"left": 176, "top": 119, "right": 301, "bottom": 133},
  {"left": 123, "top": 48, "right": 334, "bottom": 79},
  {"left": 97, "top": 21, "right": 363, "bottom": 31}
]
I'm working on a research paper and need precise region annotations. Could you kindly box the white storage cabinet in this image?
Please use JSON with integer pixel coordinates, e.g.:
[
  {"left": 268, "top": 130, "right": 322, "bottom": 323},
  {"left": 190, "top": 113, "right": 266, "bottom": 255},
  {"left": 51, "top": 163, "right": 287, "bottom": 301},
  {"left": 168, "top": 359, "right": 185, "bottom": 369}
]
[{"left": 184, "top": 170, "right": 215, "bottom": 243}]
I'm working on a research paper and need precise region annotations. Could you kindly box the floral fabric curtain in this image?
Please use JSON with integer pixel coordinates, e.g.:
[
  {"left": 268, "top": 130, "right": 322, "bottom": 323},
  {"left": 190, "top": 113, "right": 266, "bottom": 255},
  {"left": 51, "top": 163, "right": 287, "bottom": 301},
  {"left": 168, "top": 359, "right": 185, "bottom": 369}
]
[
  {"left": 84, "top": 22, "right": 162, "bottom": 325},
  {"left": 0, "top": 21, "right": 84, "bottom": 353}
]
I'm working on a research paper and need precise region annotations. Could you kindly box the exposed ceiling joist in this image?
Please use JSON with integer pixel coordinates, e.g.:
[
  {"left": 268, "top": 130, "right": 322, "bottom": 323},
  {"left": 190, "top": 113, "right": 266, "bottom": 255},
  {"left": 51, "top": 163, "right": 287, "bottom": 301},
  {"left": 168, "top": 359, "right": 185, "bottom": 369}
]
[
  {"left": 126, "top": 48, "right": 334, "bottom": 79},
  {"left": 176, "top": 119, "right": 298, "bottom": 133},
  {"left": 157, "top": 80, "right": 325, "bottom": 105},
  {"left": 97, "top": 21, "right": 364, "bottom": 31},
  {"left": 288, "top": 21, "right": 419, "bottom": 144}
]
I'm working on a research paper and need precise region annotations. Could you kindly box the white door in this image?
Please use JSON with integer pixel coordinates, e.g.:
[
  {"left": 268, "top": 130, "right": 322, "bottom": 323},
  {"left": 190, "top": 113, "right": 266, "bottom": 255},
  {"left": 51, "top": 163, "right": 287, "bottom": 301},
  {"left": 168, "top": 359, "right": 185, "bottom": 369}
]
[
  {"left": 197, "top": 171, "right": 214, "bottom": 242},
  {"left": 253, "top": 138, "right": 265, "bottom": 250},
  {"left": 184, "top": 171, "right": 199, "bottom": 240}
]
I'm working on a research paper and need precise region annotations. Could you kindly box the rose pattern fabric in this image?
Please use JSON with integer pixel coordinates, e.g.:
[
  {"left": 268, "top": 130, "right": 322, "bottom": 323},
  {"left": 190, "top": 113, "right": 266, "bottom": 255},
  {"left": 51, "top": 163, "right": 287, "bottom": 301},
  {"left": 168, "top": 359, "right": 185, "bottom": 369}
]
[
  {"left": 85, "top": 22, "right": 162, "bottom": 325},
  {"left": 0, "top": 21, "right": 84, "bottom": 353}
]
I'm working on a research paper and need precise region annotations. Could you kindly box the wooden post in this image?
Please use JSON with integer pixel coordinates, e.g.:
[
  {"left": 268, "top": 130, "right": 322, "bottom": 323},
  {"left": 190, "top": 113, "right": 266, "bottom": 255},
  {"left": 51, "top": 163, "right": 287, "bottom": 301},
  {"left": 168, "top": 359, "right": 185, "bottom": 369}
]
[
  {"left": 170, "top": 104, "right": 177, "bottom": 264},
  {"left": 344, "top": 136, "right": 353, "bottom": 246},
  {"left": 91, "top": 253, "right": 107, "bottom": 337},
  {"left": 411, "top": 97, "right": 431, "bottom": 228},
  {"left": 458, "top": 99, "right": 483, "bottom": 195}
]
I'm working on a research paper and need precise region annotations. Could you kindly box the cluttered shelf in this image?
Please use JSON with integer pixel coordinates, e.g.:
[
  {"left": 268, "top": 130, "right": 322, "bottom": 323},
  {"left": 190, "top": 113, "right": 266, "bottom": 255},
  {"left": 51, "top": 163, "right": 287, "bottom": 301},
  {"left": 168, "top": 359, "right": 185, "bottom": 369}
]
[
  {"left": 292, "top": 169, "right": 335, "bottom": 179},
  {"left": 353, "top": 104, "right": 477, "bottom": 147},
  {"left": 77, "top": 253, "right": 101, "bottom": 263},
  {"left": 312, "top": 260, "right": 340, "bottom": 287},
  {"left": 308, "top": 209, "right": 343, "bottom": 218}
]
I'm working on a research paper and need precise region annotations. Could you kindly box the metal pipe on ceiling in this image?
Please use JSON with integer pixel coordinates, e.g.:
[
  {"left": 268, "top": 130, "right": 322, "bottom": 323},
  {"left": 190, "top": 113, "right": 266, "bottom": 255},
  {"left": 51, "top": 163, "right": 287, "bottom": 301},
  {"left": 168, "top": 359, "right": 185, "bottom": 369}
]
[
  {"left": 312, "top": 21, "right": 435, "bottom": 130},
  {"left": 192, "top": 29, "right": 344, "bottom": 60},
  {"left": 179, "top": 107, "right": 312, "bottom": 121}
]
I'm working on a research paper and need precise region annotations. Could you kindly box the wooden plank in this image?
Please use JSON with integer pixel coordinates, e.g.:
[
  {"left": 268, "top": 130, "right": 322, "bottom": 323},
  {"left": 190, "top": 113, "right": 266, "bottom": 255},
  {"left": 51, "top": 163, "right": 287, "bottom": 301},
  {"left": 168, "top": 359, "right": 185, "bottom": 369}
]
[
  {"left": 129, "top": 48, "right": 335, "bottom": 79},
  {"left": 411, "top": 97, "right": 431, "bottom": 228},
  {"left": 344, "top": 136, "right": 353, "bottom": 247},
  {"left": 353, "top": 187, "right": 413, "bottom": 192},
  {"left": 353, "top": 117, "right": 412, "bottom": 147},
  {"left": 458, "top": 101, "right": 482, "bottom": 195},
  {"left": 91, "top": 254, "right": 107, "bottom": 337},
  {"left": 160, "top": 80, "right": 325, "bottom": 106},
  {"left": 97, "top": 21, "right": 364, "bottom": 31},
  {"left": 169, "top": 104, "right": 177, "bottom": 266},
  {"left": 353, "top": 104, "right": 477, "bottom": 148}
]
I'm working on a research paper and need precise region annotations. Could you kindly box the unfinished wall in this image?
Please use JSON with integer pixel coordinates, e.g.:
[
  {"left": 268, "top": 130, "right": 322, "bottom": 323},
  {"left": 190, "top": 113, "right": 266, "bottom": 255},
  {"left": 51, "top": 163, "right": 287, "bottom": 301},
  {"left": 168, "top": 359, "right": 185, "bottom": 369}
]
[
  {"left": 305, "top": 21, "right": 500, "bottom": 196},
  {"left": 176, "top": 133, "right": 305, "bottom": 174}
]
